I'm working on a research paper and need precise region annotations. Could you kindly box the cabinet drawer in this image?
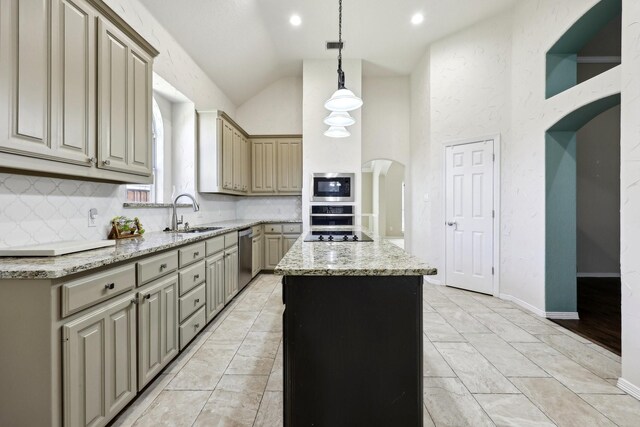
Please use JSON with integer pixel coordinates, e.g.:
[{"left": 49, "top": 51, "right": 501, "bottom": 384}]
[
  {"left": 61, "top": 264, "right": 135, "bottom": 317},
  {"left": 283, "top": 223, "right": 302, "bottom": 234},
  {"left": 179, "top": 306, "right": 206, "bottom": 350},
  {"left": 137, "top": 251, "right": 178, "bottom": 286},
  {"left": 179, "top": 242, "right": 206, "bottom": 267},
  {"left": 251, "top": 225, "right": 262, "bottom": 236},
  {"left": 179, "top": 283, "right": 205, "bottom": 322},
  {"left": 179, "top": 260, "right": 205, "bottom": 295},
  {"left": 224, "top": 232, "right": 238, "bottom": 248},
  {"left": 264, "top": 224, "right": 282, "bottom": 234},
  {"left": 206, "top": 235, "right": 225, "bottom": 257}
]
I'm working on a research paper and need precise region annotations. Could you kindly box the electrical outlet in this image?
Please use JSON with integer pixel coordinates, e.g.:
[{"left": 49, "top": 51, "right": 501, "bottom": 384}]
[{"left": 88, "top": 208, "right": 98, "bottom": 227}]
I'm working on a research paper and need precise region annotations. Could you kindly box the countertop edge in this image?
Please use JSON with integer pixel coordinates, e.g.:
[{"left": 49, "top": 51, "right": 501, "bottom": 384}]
[{"left": 0, "top": 219, "right": 302, "bottom": 280}]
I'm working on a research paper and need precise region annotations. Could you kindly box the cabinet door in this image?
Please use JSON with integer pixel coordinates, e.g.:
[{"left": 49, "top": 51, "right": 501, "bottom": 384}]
[
  {"left": 222, "top": 120, "right": 234, "bottom": 189},
  {"left": 0, "top": 0, "right": 51, "bottom": 160},
  {"left": 264, "top": 235, "right": 283, "bottom": 270},
  {"left": 251, "top": 139, "right": 277, "bottom": 193},
  {"left": 241, "top": 135, "right": 250, "bottom": 192},
  {"left": 282, "top": 234, "right": 298, "bottom": 256},
  {"left": 63, "top": 294, "right": 137, "bottom": 427},
  {"left": 205, "top": 252, "right": 225, "bottom": 323},
  {"left": 49, "top": 0, "right": 97, "bottom": 166},
  {"left": 251, "top": 236, "right": 260, "bottom": 277},
  {"left": 137, "top": 274, "right": 179, "bottom": 389},
  {"left": 224, "top": 246, "right": 239, "bottom": 304},
  {"left": 128, "top": 46, "right": 153, "bottom": 175},
  {"left": 277, "top": 140, "right": 302, "bottom": 192},
  {"left": 232, "top": 130, "right": 242, "bottom": 191},
  {"left": 97, "top": 18, "right": 152, "bottom": 176}
]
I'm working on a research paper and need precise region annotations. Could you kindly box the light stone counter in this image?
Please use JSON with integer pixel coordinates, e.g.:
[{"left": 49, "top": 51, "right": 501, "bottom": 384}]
[
  {"left": 274, "top": 232, "right": 437, "bottom": 276},
  {"left": 0, "top": 219, "right": 301, "bottom": 279}
]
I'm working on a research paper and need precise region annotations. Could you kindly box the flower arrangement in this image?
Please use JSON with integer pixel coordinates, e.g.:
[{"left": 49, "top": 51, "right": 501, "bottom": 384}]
[{"left": 108, "top": 216, "right": 145, "bottom": 239}]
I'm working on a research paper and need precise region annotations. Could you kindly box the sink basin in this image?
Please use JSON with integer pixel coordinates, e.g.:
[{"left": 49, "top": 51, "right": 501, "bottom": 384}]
[{"left": 168, "top": 226, "right": 225, "bottom": 234}]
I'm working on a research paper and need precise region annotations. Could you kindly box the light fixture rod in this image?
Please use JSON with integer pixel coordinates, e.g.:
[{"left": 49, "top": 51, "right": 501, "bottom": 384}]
[{"left": 337, "top": 0, "right": 345, "bottom": 89}]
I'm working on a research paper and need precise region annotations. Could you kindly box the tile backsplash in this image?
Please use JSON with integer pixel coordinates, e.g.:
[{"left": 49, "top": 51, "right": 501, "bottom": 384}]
[{"left": 0, "top": 173, "right": 301, "bottom": 248}]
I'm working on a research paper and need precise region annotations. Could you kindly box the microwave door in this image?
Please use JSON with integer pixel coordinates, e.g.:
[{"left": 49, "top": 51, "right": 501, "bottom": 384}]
[{"left": 312, "top": 174, "right": 354, "bottom": 202}]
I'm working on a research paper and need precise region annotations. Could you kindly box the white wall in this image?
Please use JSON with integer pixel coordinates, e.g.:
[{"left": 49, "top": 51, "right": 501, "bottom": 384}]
[
  {"left": 172, "top": 103, "right": 197, "bottom": 196},
  {"left": 104, "top": 0, "right": 236, "bottom": 115},
  {"left": 235, "top": 77, "right": 303, "bottom": 135},
  {"left": 362, "top": 77, "right": 411, "bottom": 167},
  {"left": 153, "top": 92, "right": 173, "bottom": 203},
  {"left": 620, "top": 0, "right": 640, "bottom": 397},
  {"left": 302, "top": 59, "right": 362, "bottom": 230}
]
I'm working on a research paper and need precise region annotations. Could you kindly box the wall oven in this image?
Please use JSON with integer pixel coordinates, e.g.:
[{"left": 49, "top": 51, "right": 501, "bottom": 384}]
[
  {"left": 311, "top": 173, "right": 354, "bottom": 202},
  {"left": 310, "top": 205, "right": 354, "bottom": 226}
]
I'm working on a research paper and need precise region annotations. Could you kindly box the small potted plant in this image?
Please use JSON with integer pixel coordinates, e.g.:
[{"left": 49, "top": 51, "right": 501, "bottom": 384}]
[{"left": 108, "top": 216, "right": 145, "bottom": 239}]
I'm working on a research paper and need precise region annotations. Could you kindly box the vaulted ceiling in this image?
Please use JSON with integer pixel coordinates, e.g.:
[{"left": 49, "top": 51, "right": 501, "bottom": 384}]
[{"left": 139, "top": 0, "right": 517, "bottom": 105}]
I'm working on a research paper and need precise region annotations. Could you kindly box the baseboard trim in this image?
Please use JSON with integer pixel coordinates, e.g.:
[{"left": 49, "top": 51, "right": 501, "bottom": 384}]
[
  {"left": 577, "top": 273, "right": 621, "bottom": 278},
  {"left": 425, "top": 276, "right": 442, "bottom": 286},
  {"left": 499, "top": 294, "right": 546, "bottom": 318},
  {"left": 545, "top": 312, "right": 580, "bottom": 320},
  {"left": 618, "top": 378, "right": 640, "bottom": 400}
]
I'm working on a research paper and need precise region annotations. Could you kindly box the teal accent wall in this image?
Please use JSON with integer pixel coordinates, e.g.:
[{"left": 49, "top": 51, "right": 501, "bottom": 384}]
[
  {"left": 545, "top": 0, "right": 621, "bottom": 98},
  {"left": 545, "top": 93, "right": 620, "bottom": 313},
  {"left": 546, "top": 54, "right": 577, "bottom": 99},
  {"left": 545, "top": 132, "right": 577, "bottom": 312}
]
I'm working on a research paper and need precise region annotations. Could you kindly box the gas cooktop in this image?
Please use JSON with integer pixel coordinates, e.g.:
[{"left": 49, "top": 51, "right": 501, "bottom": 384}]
[{"left": 304, "top": 230, "right": 373, "bottom": 242}]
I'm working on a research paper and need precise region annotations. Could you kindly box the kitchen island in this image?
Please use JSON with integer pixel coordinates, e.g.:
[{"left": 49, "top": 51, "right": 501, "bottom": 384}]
[{"left": 275, "top": 232, "right": 436, "bottom": 427}]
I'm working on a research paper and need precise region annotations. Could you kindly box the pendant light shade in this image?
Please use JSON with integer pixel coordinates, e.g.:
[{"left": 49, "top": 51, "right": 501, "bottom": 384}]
[
  {"left": 323, "top": 0, "right": 362, "bottom": 139},
  {"left": 324, "top": 89, "right": 363, "bottom": 112},
  {"left": 324, "top": 126, "right": 351, "bottom": 138},
  {"left": 324, "top": 111, "right": 356, "bottom": 126}
]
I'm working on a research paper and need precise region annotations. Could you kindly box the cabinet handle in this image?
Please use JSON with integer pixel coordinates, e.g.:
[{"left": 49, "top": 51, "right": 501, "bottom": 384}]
[
  {"left": 194, "top": 252, "right": 200, "bottom": 257},
  {"left": 194, "top": 274, "right": 200, "bottom": 280},
  {"left": 104, "top": 283, "right": 115, "bottom": 290},
  {"left": 87, "top": 156, "right": 97, "bottom": 164},
  {"left": 144, "top": 294, "right": 151, "bottom": 300},
  {"left": 103, "top": 160, "right": 110, "bottom": 166},
  {"left": 194, "top": 298, "right": 200, "bottom": 304},
  {"left": 160, "top": 263, "right": 167, "bottom": 270},
  {"left": 194, "top": 323, "right": 200, "bottom": 329}
]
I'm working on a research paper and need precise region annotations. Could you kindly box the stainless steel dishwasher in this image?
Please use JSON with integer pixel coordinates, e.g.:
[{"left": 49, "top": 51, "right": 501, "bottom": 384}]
[{"left": 238, "top": 228, "right": 253, "bottom": 292}]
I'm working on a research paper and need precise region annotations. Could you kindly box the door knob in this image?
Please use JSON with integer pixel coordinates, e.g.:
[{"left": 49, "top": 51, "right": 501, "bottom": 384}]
[{"left": 446, "top": 221, "right": 457, "bottom": 226}]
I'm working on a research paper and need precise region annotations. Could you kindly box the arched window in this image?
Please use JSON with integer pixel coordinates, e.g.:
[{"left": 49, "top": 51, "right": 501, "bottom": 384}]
[{"left": 126, "top": 97, "right": 164, "bottom": 203}]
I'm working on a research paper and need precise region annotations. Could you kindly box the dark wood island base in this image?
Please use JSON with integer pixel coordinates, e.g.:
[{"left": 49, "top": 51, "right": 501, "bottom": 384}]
[{"left": 282, "top": 275, "right": 424, "bottom": 427}]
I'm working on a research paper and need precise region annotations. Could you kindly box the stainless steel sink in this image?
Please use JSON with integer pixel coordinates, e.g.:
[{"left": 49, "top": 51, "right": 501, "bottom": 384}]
[{"left": 166, "top": 226, "right": 225, "bottom": 233}]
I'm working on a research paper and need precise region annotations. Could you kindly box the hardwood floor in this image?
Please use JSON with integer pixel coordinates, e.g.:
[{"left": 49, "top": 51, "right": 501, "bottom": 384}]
[{"left": 552, "top": 277, "right": 621, "bottom": 355}]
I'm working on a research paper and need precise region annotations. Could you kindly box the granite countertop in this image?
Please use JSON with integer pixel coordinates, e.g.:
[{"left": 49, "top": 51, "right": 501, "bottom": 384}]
[
  {"left": 0, "top": 219, "right": 301, "bottom": 280},
  {"left": 274, "top": 230, "right": 437, "bottom": 277}
]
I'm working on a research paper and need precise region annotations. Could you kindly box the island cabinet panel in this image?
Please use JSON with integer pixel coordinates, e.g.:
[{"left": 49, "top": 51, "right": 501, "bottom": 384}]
[
  {"left": 283, "top": 275, "right": 423, "bottom": 427},
  {"left": 63, "top": 293, "right": 137, "bottom": 427}
]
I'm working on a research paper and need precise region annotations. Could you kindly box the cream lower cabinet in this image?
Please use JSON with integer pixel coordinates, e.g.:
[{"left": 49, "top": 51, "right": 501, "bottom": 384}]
[
  {"left": 264, "top": 234, "right": 283, "bottom": 270},
  {"left": 205, "top": 251, "right": 225, "bottom": 323},
  {"left": 252, "top": 234, "right": 263, "bottom": 277},
  {"left": 283, "top": 234, "right": 298, "bottom": 255},
  {"left": 137, "top": 274, "right": 179, "bottom": 390},
  {"left": 63, "top": 293, "right": 137, "bottom": 427},
  {"left": 224, "top": 245, "right": 239, "bottom": 304}
]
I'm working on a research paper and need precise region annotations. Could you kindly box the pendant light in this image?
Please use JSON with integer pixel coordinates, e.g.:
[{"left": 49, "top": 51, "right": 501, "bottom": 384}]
[
  {"left": 324, "top": 111, "right": 356, "bottom": 127},
  {"left": 324, "top": 126, "right": 351, "bottom": 138},
  {"left": 324, "top": 0, "right": 362, "bottom": 113}
]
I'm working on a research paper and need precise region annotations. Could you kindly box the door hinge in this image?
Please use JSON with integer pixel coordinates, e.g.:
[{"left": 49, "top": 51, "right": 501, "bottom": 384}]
[
  {"left": 492, "top": 267, "right": 495, "bottom": 275},
  {"left": 493, "top": 153, "right": 495, "bottom": 161},
  {"left": 492, "top": 210, "right": 495, "bottom": 218}
]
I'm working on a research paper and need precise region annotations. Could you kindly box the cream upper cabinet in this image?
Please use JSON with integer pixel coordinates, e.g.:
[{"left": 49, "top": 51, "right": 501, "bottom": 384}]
[
  {"left": 277, "top": 139, "right": 302, "bottom": 193},
  {"left": 232, "top": 129, "right": 243, "bottom": 191},
  {"left": 63, "top": 294, "right": 137, "bottom": 427},
  {"left": 222, "top": 119, "right": 234, "bottom": 190},
  {"left": 97, "top": 17, "right": 152, "bottom": 176},
  {"left": 0, "top": 0, "right": 157, "bottom": 183},
  {"left": 0, "top": 0, "right": 95, "bottom": 165},
  {"left": 251, "top": 139, "right": 277, "bottom": 193},
  {"left": 242, "top": 135, "right": 250, "bottom": 192}
]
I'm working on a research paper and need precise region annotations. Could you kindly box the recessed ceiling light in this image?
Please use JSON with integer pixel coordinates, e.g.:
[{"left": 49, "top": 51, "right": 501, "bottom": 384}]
[
  {"left": 411, "top": 13, "right": 424, "bottom": 25},
  {"left": 290, "top": 14, "right": 302, "bottom": 26}
]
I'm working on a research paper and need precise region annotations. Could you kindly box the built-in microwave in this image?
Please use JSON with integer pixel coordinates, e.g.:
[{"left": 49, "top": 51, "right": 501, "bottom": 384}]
[{"left": 311, "top": 173, "right": 355, "bottom": 202}]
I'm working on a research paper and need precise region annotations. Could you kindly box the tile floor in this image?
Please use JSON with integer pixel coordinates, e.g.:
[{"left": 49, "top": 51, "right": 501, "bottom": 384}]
[{"left": 111, "top": 274, "right": 640, "bottom": 427}]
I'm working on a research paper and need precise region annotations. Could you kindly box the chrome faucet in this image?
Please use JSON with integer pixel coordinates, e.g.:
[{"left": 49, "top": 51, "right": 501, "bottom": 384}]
[{"left": 171, "top": 193, "right": 200, "bottom": 231}]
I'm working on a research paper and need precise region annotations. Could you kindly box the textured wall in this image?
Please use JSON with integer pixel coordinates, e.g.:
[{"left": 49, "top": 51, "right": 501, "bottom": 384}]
[
  {"left": 362, "top": 77, "right": 411, "bottom": 167},
  {"left": 620, "top": 0, "right": 640, "bottom": 396},
  {"left": 235, "top": 77, "right": 303, "bottom": 135}
]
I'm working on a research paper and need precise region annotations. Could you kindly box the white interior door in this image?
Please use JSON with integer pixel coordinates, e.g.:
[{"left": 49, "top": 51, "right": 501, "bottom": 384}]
[{"left": 445, "top": 140, "right": 495, "bottom": 295}]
